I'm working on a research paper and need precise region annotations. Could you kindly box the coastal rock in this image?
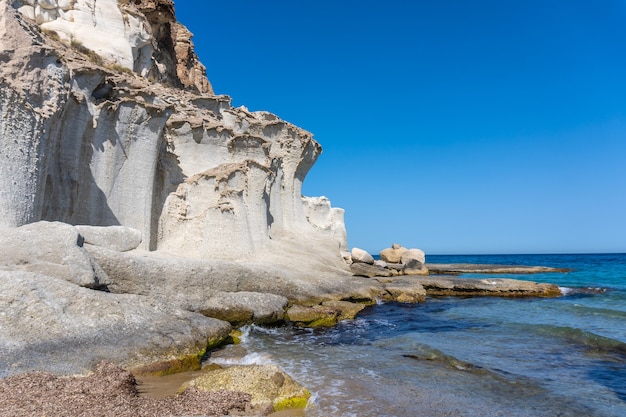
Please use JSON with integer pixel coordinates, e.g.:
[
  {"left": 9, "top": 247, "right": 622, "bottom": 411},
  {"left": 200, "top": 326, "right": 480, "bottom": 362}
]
[
  {"left": 2, "top": 0, "right": 348, "bottom": 268},
  {"left": 0, "top": 221, "right": 109, "bottom": 289},
  {"left": 86, "top": 244, "right": 385, "bottom": 307},
  {"left": 321, "top": 300, "right": 367, "bottom": 320},
  {"left": 416, "top": 276, "right": 562, "bottom": 297},
  {"left": 351, "top": 247, "right": 375, "bottom": 264},
  {"left": 380, "top": 277, "right": 427, "bottom": 303},
  {"left": 13, "top": 0, "right": 212, "bottom": 92},
  {"left": 401, "top": 248, "right": 426, "bottom": 265},
  {"left": 350, "top": 262, "right": 394, "bottom": 278},
  {"left": 75, "top": 225, "right": 142, "bottom": 252},
  {"left": 184, "top": 364, "right": 311, "bottom": 414},
  {"left": 425, "top": 263, "right": 570, "bottom": 274},
  {"left": 379, "top": 243, "right": 408, "bottom": 263},
  {"left": 286, "top": 304, "right": 340, "bottom": 328},
  {"left": 198, "top": 291, "right": 288, "bottom": 326},
  {"left": 0, "top": 270, "right": 231, "bottom": 378},
  {"left": 302, "top": 196, "right": 348, "bottom": 251},
  {"left": 402, "top": 258, "right": 429, "bottom": 276}
]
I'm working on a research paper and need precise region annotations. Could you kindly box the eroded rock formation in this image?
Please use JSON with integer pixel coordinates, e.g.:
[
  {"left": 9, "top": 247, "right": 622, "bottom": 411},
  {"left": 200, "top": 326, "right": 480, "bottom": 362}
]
[
  {"left": 1, "top": 0, "right": 347, "bottom": 264},
  {"left": 0, "top": 0, "right": 353, "bottom": 377}
]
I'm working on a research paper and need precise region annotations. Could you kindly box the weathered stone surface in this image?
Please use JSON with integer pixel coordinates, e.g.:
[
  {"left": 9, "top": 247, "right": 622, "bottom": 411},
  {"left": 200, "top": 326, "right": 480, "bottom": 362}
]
[
  {"left": 321, "top": 300, "right": 367, "bottom": 320},
  {"left": 374, "top": 259, "right": 388, "bottom": 268},
  {"left": 198, "top": 291, "right": 288, "bottom": 326},
  {"left": 12, "top": 0, "right": 212, "bottom": 93},
  {"left": 2, "top": 0, "right": 348, "bottom": 268},
  {"left": 302, "top": 196, "right": 348, "bottom": 251},
  {"left": 379, "top": 244, "right": 408, "bottom": 263},
  {"left": 425, "top": 263, "right": 570, "bottom": 274},
  {"left": 0, "top": 221, "right": 109, "bottom": 289},
  {"left": 87, "top": 245, "right": 384, "bottom": 307},
  {"left": 286, "top": 304, "right": 340, "bottom": 328},
  {"left": 385, "top": 263, "right": 404, "bottom": 271},
  {"left": 75, "top": 225, "right": 142, "bottom": 252},
  {"left": 350, "top": 262, "right": 393, "bottom": 278},
  {"left": 185, "top": 364, "right": 310, "bottom": 414},
  {"left": 401, "top": 248, "right": 426, "bottom": 265},
  {"left": 402, "top": 258, "right": 430, "bottom": 276},
  {"left": 0, "top": 270, "right": 231, "bottom": 378},
  {"left": 377, "top": 277, "right": 427, "bottom": 303},
  {"left": 351, "top": 247, "right": 375, "bottom": 264},
  {"left": 416, "top": 276, "right": 562, "bottom": 297}
]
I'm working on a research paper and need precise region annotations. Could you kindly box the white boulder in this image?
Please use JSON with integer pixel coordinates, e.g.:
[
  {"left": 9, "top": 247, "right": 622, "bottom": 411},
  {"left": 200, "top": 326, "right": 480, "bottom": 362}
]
[{"left": 351, "top": 247, "right": 375, "bottom": 264}]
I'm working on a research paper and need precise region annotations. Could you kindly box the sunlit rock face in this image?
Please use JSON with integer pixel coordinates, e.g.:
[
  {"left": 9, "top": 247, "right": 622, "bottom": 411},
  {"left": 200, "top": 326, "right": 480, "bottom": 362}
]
[
  {"left": 12, "top": 0, "right": 212, "bottom": 93},
  {"left": 1, "top": 0, "right": 346, "bottom": 266}
]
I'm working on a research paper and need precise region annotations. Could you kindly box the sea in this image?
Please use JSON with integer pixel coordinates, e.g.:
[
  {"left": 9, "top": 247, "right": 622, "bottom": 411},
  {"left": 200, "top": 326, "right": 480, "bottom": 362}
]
[{"left": 208, "top": 253, "right": 626, "bottom": 417}]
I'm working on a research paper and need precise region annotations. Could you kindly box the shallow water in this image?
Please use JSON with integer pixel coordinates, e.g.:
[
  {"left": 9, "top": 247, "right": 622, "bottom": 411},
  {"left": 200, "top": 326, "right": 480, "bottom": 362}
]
[{"left": 207, "top": 253, "right": 626, "bottom": 417}]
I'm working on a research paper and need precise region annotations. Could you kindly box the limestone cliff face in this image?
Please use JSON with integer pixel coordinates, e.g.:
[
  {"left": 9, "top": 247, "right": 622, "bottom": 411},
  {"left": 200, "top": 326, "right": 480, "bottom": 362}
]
[
  {"left": 0, "top": 0, "right": 347, "bottom": 263},
  {"left": 12, "top": 0, "right": 212, "bottom": 93}
]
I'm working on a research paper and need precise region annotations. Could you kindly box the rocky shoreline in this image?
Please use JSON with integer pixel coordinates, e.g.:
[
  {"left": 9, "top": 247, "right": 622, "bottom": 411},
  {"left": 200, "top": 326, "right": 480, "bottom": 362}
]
[
  {"left": 0, "top": 224, "right": 566, "bottom": 415},
  {"left": 0, "top": 1, "right": 568, "bottom": 415}
]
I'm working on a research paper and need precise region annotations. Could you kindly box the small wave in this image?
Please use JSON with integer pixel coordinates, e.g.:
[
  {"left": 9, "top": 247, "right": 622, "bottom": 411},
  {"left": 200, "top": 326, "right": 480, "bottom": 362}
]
[
  {"left": 562, "top": 303, "right": 626, "bottom": 320},
  {"left": 560, "top": 286, "right": 607, "bottom": 296},
  {"left": 209, "top": 352, "right": 275, "bottom": 366},
  {"left": 248, "top": 324, "right": 285, "bottom": 336}
]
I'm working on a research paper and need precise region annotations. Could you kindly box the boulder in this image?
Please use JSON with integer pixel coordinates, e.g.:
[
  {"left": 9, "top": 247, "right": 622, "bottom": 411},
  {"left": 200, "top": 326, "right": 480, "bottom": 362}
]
[
  {"left": 74, "top": 225, "right": 142, "bottom": 252},
  {"left": 0, "top": 221, "right": 109, "bottom": 289},
  {"left": 379, "top": 244, "right": 408, "bottom": 263},
  {"left": 402, "top": 259, "right": 429, "bottom": 276},
  {"left": 350, "top": 247, "right": 375, "bottom": 264},
  {"left": 198, "top": 291, "right": 288, "bottom": 326},
  {"left": 184, "top": 364, "right": 310, "bottom": 414},
  {"left": 350, "top": 262, "right": 393, "bottom": 278},
  {"left": 286, "top": 304, "right": 339, "bottom": 328},
  {"left": 401, "top": 248, "right": 426, "bottom": 264},
  {"left": 321, "top": 300, "right": 367, "bottom": 320},
  {"left": 0, "top": 270, "right": 231, "bottom": 378}
]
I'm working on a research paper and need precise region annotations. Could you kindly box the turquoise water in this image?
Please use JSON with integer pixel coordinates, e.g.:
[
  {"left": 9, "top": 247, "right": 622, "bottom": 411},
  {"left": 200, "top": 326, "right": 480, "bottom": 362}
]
[{"left": 209, "top": 254, "right": 626, "bottom": 417}]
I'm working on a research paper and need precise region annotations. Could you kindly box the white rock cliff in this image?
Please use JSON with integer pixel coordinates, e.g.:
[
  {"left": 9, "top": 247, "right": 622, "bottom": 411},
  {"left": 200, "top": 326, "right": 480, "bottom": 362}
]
[{"left": 1, "top": 0, "right": 348, "bottom": 262}]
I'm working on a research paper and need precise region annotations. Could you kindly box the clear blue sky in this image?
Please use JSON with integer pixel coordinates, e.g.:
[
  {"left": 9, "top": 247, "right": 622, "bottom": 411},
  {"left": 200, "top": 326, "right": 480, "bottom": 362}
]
[{"left": 175, "top": 1, "right": 626, "bottom": 255}]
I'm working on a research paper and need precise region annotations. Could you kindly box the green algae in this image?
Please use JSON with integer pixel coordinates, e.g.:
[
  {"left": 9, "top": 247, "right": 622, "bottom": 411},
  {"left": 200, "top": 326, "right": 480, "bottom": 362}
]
[{"left": 273, "top": 390, "right": 311, "bottom": 411}]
